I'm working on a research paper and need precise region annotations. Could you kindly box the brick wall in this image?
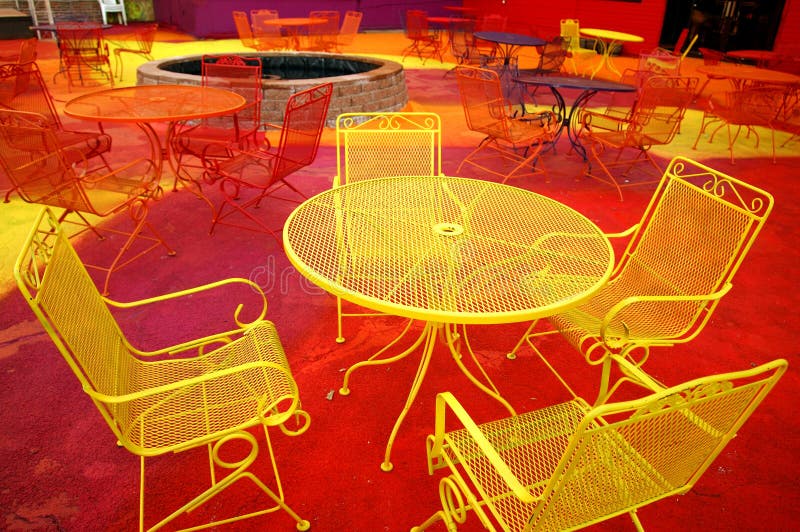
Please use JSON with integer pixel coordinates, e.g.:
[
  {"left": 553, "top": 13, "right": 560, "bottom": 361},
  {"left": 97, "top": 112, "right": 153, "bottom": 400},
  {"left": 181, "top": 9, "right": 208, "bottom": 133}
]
[{"left": 0, "top": 0, "right": 106, "bottom": 24}]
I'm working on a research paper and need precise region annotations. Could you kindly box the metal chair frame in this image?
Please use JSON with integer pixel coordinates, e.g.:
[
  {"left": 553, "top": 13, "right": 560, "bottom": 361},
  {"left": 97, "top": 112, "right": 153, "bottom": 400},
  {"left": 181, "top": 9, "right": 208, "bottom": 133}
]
[
  {"left": 206, "top": 82, "right": 333, "bottom": 238},
  {"left": 170, "top": 54, "right": 263, "bottom": 187},
  {"left": 308, "top": 10, "right": 340, "bottom": 51},
  {"left": 413, "top": 357, "right": 786, "bottom": 531},
  {"left": 15, "top": 206, "right": 311, "bottom": 532},
  {"left": 250, "top": 9, "right": 290, "bottom": 50},
  {"left": 113, "top": 23, "right": 157, "bottom": 81},
  {"left": 0, "top": 62, "right": 113, "bottom": 202},
  {"left": 332, "top": 111, "right": 443, "bottom": 343},
  {"left": 0, "top": 108, "right": 174, "bottom": 295},
  {"left": 335, "top": 10, "right": 363, "bottom": 51},
  {"left": 507, "top": 156, "right": 774, "bottom": 405},
  {"left": 580, "top": 74, "right": 698, "bottom": 200},
  {"left": 56, "top": 21, "right": 114, "bottom": 90},
  {"left": 402, "top": 10, "right": 443, "bottom": 64},
  {"left": 455, "top": 66, "right": 556, "bottom": 183},
  {"left": 692, "top": 84, "right": 785, "bottom": 164},
  {"left": 560, "top": 18, "right": 597, "bottom": 75}
]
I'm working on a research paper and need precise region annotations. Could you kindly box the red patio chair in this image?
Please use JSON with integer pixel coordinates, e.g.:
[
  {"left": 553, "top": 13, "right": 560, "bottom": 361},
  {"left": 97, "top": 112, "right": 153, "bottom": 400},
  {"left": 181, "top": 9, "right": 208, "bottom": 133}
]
[
  {"left": 0, "top": 108, "right": 173, "bottom": 295},
  {"left": 0, "top": 62, "right": 112, "bottom": 201},
  {"left": 170, "top": 55, "right": 263, "bottom": 187},
  {"left": 113, "top": 23, "right": 157, "bottom": 81},
  {"left": 402, "top": 10, "right": 443, "bottom": 64},
  {"left": 56, "top": 21, "right": 114, "bottom": 90},
  {"left": 205, "top": 82, "right": 333, "bottom": 238}
]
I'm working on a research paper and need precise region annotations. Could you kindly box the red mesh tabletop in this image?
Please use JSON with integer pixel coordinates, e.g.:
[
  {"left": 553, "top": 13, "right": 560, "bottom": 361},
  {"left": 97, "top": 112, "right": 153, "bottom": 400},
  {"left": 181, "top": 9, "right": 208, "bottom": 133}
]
[
  {"left": 284, "top": 176, "right": 614, "bottom": 325},
  {"left": 63, "top": 84, "right": 247, "bottom": 123}
]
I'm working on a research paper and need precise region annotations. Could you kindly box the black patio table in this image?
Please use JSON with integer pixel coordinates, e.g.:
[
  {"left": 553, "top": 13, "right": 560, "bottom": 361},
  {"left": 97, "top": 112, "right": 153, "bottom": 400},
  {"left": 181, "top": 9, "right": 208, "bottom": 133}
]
[{"left": 514, "top": 73, "right": 636, "bottom": 160}]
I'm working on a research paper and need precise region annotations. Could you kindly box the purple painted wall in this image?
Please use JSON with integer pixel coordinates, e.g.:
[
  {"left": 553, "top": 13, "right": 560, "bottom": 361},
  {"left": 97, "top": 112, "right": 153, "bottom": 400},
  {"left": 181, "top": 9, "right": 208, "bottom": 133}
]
[{"left": 155, "top": 0, "right": 455, "bottom": 38}]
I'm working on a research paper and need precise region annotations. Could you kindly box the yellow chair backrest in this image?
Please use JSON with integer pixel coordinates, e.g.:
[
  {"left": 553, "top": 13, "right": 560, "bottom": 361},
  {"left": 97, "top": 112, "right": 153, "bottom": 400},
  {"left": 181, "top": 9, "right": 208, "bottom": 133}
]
[
  {"left": 423, "top": 358, "right": 787, "bottom": 531},
  {"left": 334, "top": 112, "right": 442, "bottom": 186}
]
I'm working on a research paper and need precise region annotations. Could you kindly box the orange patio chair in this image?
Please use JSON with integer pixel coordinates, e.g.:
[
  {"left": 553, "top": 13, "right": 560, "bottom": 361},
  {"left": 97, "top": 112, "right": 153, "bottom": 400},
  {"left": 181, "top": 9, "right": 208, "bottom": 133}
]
[
  {"left": 580, "top": 74, "right": 697, "bottom": 200},
  {"left": 250, "top": 9, "right": 290, "bottom": 50},
  {"left": 113, "top": 23, "right": 157, "bottom": 81},
  {"left": 455, "top": 66, "right": 556, "bottom": 183},
  {"left": 413, "top": 358, "right": 786, "bottom": 531},
  {"left": 56, "top": 21, "right": 114, "bottom": 90},
  {"left": 0, "top": 37, "right": 37, "bottom": 64},
  {"left": 506, "top": 156, "right": 774, "bottom": 405},
  {"left": 15, "top": 206, "right": 310, "bottom": 532},
  {"left": 402, "top": 10, "right": 443, "bottom": 64},
  {"left": 0, "top": 108, "right": 174, "bottom": 295},
  {"left": 170, "top": 54, "right": 263, "bottom": 188},
  {"left": 0, "top": 62, "right": 112, "bottom": 201},
  {"left": 205, "top": 82, "right": 333, "bottom": 238},
  {"left": 307, "top": 10, "right": 340, "bottom": 51},
  {"left": 692, "top": 84, "right": 785, "bottom": 164},
  {"left": 334, "top": 10, "right": 363, "bottom": 52}
]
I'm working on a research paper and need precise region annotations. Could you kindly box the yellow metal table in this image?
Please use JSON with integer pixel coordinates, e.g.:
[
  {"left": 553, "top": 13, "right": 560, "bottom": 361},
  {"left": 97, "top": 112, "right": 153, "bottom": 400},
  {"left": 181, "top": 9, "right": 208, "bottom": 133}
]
[
  {"left": 580, "top": 27, "right": 644, "bottom": 79},
  {"left": 283, "top": 176, "right": 614, "bottom": 471}
]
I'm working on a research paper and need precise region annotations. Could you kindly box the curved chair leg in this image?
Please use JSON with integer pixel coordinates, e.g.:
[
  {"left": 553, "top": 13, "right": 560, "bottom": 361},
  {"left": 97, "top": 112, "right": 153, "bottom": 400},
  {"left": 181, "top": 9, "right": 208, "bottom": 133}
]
[{"left": 140, "top": 430, "right": 310, "bottom": 531}]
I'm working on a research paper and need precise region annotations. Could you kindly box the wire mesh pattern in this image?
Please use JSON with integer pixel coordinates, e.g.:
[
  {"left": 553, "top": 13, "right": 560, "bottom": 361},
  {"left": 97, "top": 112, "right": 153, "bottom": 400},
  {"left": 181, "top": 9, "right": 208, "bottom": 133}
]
[
  {"left": 415, "top": 359, "right": 786, "bottom": 531},
  {"left": 284, "top": 176, "right": 613, "bottom": 324}
]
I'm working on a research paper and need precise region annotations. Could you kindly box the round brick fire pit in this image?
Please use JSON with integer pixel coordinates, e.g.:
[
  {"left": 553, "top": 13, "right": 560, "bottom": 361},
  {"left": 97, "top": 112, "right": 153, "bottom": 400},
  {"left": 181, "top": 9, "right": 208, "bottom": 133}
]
[{"left": 137, "top": 53, "right": 408, "bottom": 127}]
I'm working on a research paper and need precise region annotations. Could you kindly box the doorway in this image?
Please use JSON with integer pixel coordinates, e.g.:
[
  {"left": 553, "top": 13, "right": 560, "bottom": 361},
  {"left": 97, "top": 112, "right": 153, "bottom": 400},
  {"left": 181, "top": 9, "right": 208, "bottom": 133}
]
[{"left": 660, "top": 0, "right": 786, "bottom": 51}]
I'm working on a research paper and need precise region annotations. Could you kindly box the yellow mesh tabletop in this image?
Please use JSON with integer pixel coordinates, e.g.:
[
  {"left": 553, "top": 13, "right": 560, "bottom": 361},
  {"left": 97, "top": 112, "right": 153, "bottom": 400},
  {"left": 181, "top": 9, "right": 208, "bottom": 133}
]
[
  {"left": 284, "top": 176, "right": 614, "bottom": 325},
  {"left": 63, "top": 84, "right": 247, "bottom": 123}
]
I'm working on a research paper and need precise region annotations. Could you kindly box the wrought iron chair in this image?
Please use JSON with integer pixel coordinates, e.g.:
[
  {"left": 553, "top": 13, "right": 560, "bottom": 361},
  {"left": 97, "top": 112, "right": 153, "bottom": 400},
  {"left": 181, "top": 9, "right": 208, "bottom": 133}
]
[
  {"left": 455, "top": 66, "right": 556, "bottom": 183},
  {"left": 402, "top": 9, "right": 443, "bottom": 64},
  {"left": 560, "top": 18, "right": 597, "bottom": 75},
  {"left": 641, "top": 28, "right": 698, "bottom": 75},
  {"left": 113, "top": 23, "right": 157, "bottom": 81},
  {"left": 507, "top": 156, "right": 774, "bottom": 405},
  {"left": 307, "top": 10, "right": 340, "bottom": 51},
  {"left": 691, "top": 85, "right": 784, "bottom": 164},
  {"left": 473, "top": 13, "right": 507, "bottom": 59},
  {"left": 250, "top": 9, "right": 289, "bottom": 51},
  {"left": 0, "top": 62, "right": 112, "bottom": 201},
  {"left": 56, "top": 21, "right": 114, "bottom": 90},
  {"left": 0, "top": 37, "right": 37, "bottom": 64},
  {"left": 332, "top": 112, "right": 443, "bottom": 343},
  {"left": 98, "top": 0, "right": 126, "bottom": 25},
  {"left": 580, "top": 74, "right": 697, "bottom": 200},
  {"left": 15, "top": 206, "right": 311, "bottom": 532},
  {"left": 335, "top": 10, "right": 363, "bottom": 52},
  {"left": 205, "top": 82, "right": 332, "bottom": 238},
  {"left": 0, "top": 109, "right": 174, "bottom": 295},
  {"left": 170, "top": 55, "right": 262, "bottom": 186},
  {"left": 447, "top": 18, "right": 483, "bottom": 68},
  {"left": 413, "top": 357, "right": 786, "bottom": 531}
]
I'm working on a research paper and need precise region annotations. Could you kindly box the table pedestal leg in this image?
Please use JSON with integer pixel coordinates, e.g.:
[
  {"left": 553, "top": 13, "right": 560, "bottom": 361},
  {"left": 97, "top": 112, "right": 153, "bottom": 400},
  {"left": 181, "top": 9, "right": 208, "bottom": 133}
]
[
  {"left": 338, "top": 320, "right": 515, "bottom": 472},
  {"left": 589, "top": 39, "right": 622, "bottom": 79}
]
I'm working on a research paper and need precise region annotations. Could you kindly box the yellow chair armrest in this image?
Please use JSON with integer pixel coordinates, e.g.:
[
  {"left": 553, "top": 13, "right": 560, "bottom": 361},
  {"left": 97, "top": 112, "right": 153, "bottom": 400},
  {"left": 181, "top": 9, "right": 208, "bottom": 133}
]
[
  {"left": 104, "top": 278, "right": 269, "bottom": 355},
  {"left": 599, "top": 283, "right": 733, "bottom": 347},
  {"left": 431, "top": 392, "right": 536, "bottom": 504},
  {"left": 82, "top": 359, "right": 295, "bottom": 409}
]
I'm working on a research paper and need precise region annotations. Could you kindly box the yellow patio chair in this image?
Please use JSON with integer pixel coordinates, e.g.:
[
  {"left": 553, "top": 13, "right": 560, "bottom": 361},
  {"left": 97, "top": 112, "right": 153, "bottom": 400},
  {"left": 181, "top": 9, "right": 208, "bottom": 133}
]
[
  {"left": 333, "top": 111, "right": 443, "bottom": 343},
  {"left": 580, "top": 74, "right": 697, "bottom": 200},
  {"left": 14, "top": 207, "right": 311, "bottom": 532},
  {"left": 560, "top": 18, "right": 597, "bottom": 75},
  {"left": 455, "top": 66, "right": 556, "bottom": 183},
  {"left": 0, "top": 108, "right": 173, "bottom": 295},
  {"left": 413, "top": 358, "right": 787, "bottom": 531},
  {"left": 506, "top": 156, "right": 774, "bottom": 405}
]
